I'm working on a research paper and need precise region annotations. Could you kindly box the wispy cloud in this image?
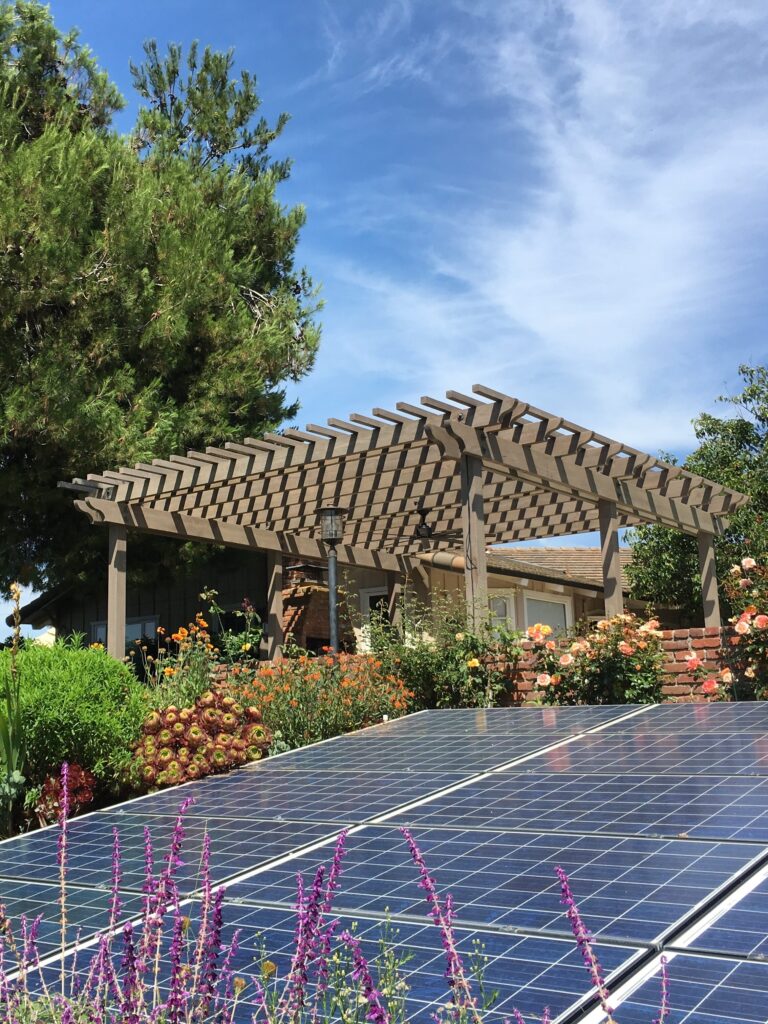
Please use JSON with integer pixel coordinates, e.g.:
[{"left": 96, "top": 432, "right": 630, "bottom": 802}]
[{"left": 297, "top": 0, "right": 768, "bottom": 453}]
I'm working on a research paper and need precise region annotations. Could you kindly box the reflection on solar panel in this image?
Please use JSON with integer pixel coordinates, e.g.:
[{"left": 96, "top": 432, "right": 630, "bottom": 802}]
[
  {"left": 518, "top": 728, "right": 768, "bottom": 775},
  {"left": 3, "top": 701, "right": 768, "bottom": 1023},
  {"left": 399, "top": 772, "right": 768, "bottom": 841},
  {"left": 118, "top": 766, "right": 470, "bottom": 823},
  {"left": 224, "top": 824, "right": 760, "bottom": 944}
]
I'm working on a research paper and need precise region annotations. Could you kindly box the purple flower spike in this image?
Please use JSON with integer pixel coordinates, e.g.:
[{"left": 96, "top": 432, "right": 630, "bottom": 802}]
[
  {"left": 339, "top": 929, "right": 391, "bottom": 1024},
  {"left": 653, "top": 955, "right": 670, "bottom": 1024},
  {"left": 555, "top": 866, "right": 614, "bottom": 1020}
]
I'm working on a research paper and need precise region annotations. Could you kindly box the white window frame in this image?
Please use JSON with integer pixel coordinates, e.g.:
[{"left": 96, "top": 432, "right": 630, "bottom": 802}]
[
  {"left": 359, "top": 587, "right": 390, "bottom": 621},
  {"left": 524, "top": 590, "right": 573, "bottom": 631},
  {"left": 488, "top": 589, "right": 517, "bottom": 629}
]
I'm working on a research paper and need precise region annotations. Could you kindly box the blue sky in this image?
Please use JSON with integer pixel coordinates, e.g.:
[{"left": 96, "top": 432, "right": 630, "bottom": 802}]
[{"left": 6, "top": 0, "right": 768, "bottom": 627}]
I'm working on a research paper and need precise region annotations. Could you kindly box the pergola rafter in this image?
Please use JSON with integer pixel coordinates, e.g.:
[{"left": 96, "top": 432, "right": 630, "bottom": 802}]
[{"left": 68, "top": 385, "right": 749, "bottom": 657}]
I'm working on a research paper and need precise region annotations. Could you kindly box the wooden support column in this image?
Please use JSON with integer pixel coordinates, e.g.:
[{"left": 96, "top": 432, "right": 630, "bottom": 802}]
[
  {"left": 697, "top": 531, "right": 721, "bottom": 628},
  {"left": 386, "top": 571, "right": 402, "bottom": 629},
  {"left": 265, "top": 552, "right": 284, "bottom": 661},
  {"left": 460, "top": 454, "right": 488, "bottom": 627},
  {"left": 107, "top": 525, "right": 127, "bottom": 659},
  {"left": 598, "top": 499, "right": 624, "bottom": 618}
]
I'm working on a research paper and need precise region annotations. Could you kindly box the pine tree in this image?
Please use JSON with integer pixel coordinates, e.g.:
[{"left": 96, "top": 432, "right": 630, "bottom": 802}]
[{"left": 0, "top": 2, "right": 320, "bottom": 591}]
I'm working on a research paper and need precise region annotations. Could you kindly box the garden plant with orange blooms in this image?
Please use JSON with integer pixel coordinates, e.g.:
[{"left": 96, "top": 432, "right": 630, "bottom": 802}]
[
  {"left": 528, "top": 614, "right": 666, "bottom": 705},
  {"left": 226, "top": 652, "right": 414, "bottom": 749},
  {"left": 722, "top": 557, "right": 768, "bottom": 699}
]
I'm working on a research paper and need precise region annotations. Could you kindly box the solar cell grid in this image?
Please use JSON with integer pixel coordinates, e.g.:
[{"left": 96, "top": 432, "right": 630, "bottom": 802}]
[
  {"left": 678, "top": 871, "right": 768, "bottom": 958},
  {"left": 114, "top": 766, "right": 469, "bottom": 824},
  {"left": 600, "top": 953, "right": 768, "bottom": 1024},
  {"left": 0, "top": 814, "right": 335, "bottom": 893},
  {"left": 34, "top": 902, "right": 640, "bottom": 1023},
  {"left": 0, "top": 879, "right": 144, "bottom": 954},
  {"left": 640, "top": 701, "right": 768, "bottom": 732},
  {"left": 515, "top": 729, "right": 768, "bottom": 775},
  {"left": 223, "top": 824, "right": 760, "bottom": 944},
  {"left": 397, "top": 772, "right": 768, "bottom": 842}
]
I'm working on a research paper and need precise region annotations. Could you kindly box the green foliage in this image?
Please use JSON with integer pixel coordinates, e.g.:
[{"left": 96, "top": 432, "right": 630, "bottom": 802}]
[
  {"left": 527, "top": 615, "right": 665, "bottom": 705},
  {"left": 0, "top": 638, "right": 147, "bottom": 788},
  {"left": 628, "top": 364, "right": 768, "bottom": 622},
  {"left": 0, "top": 2, "right": 320, "bottom": 591},
  {"left": 721, "top": 557, "right": 768, "bottom": 700},
  {"left": 0, "top": 582, "right": 25, "bottom": 832},
  {"left": 367, "top": 594, "right": 524, "bottom": 709}
]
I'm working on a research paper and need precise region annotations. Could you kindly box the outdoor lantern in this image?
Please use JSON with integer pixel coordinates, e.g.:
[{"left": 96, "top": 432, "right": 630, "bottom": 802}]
[
  {"left": 319, "top": 506, "right": 345, "bottom": 544},
  {"left": 318, "top": 506, "right": 346, "bottom": 652}
]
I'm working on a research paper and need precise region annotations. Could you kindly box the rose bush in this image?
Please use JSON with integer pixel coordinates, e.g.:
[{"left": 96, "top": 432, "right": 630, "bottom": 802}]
[
  {"left": 722, "top": 556, "right": 768, "bottom": 699},
  {"left": 528, "top": 615, "right": 666, "bottom": 705}
]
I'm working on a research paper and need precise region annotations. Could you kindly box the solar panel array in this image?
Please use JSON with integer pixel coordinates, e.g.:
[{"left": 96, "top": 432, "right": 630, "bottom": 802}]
[{"left": 1, "top": 701, "right": 767, "bottom": 1022}]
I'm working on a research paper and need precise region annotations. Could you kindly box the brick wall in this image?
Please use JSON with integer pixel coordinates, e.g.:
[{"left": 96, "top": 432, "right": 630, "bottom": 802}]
[{"left": 505, "top": 627, "right": 728, "bottom": 704}]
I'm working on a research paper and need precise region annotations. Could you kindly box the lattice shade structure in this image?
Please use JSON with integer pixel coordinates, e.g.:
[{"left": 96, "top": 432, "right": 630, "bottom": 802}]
[{"left": 67, "top": 385, "right": 749, "bottom": 656}]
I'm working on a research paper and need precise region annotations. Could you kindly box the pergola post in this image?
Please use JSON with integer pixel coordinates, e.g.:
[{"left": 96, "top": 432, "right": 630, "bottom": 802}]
[
  {"left": 386, "top": 571, "right": 402, "bottom": 629},
  {"left": 107, "top": 525, "right": 127, "bottom": 659},
  {"left": 265, "top": 552, "right": 284, "bottom": 660},
  {"left": 697, "top": 532, "right": 721, "bottom": 628},
  {"left": 598, "top": 499, "right": 624, "bottom": 618},
  {"left": 460, "top": 454, "right": 488, "bottom": 628}
]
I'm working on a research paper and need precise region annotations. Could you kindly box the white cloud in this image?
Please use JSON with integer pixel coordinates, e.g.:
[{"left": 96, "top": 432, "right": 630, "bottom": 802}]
[{"left": 296, "top": 0, "right": 768, "bottom": 453}]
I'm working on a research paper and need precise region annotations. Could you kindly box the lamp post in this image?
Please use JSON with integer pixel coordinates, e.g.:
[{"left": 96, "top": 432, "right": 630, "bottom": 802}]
[{"left": 319, "top": 506, "right": 346, "bottom": 652}]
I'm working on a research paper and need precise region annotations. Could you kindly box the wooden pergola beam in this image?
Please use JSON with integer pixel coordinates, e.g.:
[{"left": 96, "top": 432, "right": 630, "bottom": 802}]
[{"left": 76, "top": 499, "right": 414, "bottom": 574}]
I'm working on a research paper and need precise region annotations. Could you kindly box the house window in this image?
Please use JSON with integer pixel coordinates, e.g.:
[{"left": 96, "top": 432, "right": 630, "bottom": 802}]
[
  {"left": 488, "top": 592, "right": 516, "bottom": 629},
  {"left": 359, "top": 588, "right": 389, "bottom": 621},
  {"left": 91, "top": 617, "right": 159, "bottom": 647},
  {"left": 525, "top": 594, "right": 571, "bottom": 634}
]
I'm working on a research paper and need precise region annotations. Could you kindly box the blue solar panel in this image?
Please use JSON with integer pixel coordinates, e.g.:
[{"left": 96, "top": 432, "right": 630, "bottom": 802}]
[
  {"left": 223, "top": 824, "right": 760, "bottom": 944},
  {"left": 677, "top": 873, "right": 768, "bottom": 958},
  {"left": 114, "top": 765, "right": 469, "bottom": 824},
  {"left": 36, "top": 902, "right": 641, "bottom": 1023},
  {"left": 0, "top": 878, "right": 144, "bottom": 955},
  {"left": 516, "top": 728, "right": 768, "bottom": 775},
  {"left": 0, "top": 813, "right": 335, "bottom": 893},
  {"left": 398, "top": 772, "right": 768, "bottom": 842},
  {"left": 609, "top": 953, "right": 768, "bottom": 1024},
  {"left": 640, "top": 702, "right": 768, "bottom": 732}
]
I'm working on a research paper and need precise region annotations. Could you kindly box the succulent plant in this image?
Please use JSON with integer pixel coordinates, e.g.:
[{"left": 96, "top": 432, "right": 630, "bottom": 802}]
[
  {"left": 220, "top": 712, "right": 238, "bottom": 732},
  {"left": 246, "top": 745, "right": 264, "bottom": 762},
  {"left": 198, "top": 691, "right": 216, "bottom": 708},
  {"left": 156, "top": 747, "right": 174, "bottom": 768},
  {"left": 144, "top": 711, "right": 162, "bottom": 734},
  {"left": 186, "top": 724, "right": 205, "bottom": 749}
]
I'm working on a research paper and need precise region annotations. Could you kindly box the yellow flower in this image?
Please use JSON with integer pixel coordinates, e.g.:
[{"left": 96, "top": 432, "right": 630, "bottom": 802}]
[
  {"left": 261, "top": 960, "right": 277, "bottom": 979},
  {"left": 455, "top": 632, "right": 465, "bottom": 642},
  {"left": 163, "top": 666, "right": 176, "bottom": 677},
  {"left": 233, "top": 976, "right": 247, "bottom": 994},
  {"left": 89, "top": 642, "right": 104, "bottom": 650},
  {"left": 241, "top": 642, "right": 252, "bottom": 652},
  {"left": 540, "top": 624, "right": 553, "bottom": 636},
  {"left": 466, "top": 657, "right": 481, "bottom": 669}
]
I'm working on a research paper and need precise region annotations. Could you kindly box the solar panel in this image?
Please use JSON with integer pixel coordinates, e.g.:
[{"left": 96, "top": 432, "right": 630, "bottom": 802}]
[
  {"left": 38, "top": 902, "right": 642, "bottom": 1024},
  {"left": 397, "top": 771, "right": 768, "bottom": 842},
  {"left": 592, "top": 952, "right": 768, "bottom": 1024},
  {"left": 515, "top": 728, "right": 768, "bottom": 775},
  {"left": 120, "top": 765, "right": 470, "bottom": 823},
  {"left": 639, "top": 701, "right": 768, "bottom": 732},
  {"left": 0, "top": 878, "right": 144, "bottom": 954},
  {"left": 0, "top": 813, "right": 336, "bottom": 893},
  {"left": 223, "top": 824, "right": 761, "bottom": 945},
  {"left": 673, "top": 867, "right": 768, "bottom": 959}
]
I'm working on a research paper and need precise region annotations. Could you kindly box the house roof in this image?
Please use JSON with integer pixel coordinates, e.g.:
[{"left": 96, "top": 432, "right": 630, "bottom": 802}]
[
  {"left": 418, "top": 549, "right": 603, "bottom": 592},
  {"left": 490, "top": 546, "right": 633, "bottom": 590},
  {"left": 67, "top": 385, "right": 749, "bottom": 570}
]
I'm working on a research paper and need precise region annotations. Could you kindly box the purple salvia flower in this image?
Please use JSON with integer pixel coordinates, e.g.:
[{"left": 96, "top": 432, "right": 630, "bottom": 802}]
[
  {"left": 166, "top": 910, "right": 187, "bottom": 1024},
  {"left": 283, "top": 863, "right": 327, "bottom": 1016},
  {"left": 197, "top": 886, "right": 226, "bottom": 1014},
  {"left": 555, "top": 866, "right": 614, "bottom": 1020},
  {"left": 653, "top": 955, "right": 670, "bottom": 1024},
  {"left": 109, "top": 827, "right": 122, "bottom": 932},
  {"left": 339, "top": 929, "right": 391, "bottom": 1024},
  {"left": 120, "top": 922, "right": 140, "bottom": 1024},
  {"left": 58, "top": 761, "right": 70, "bottom": 997},
  {"left": 212, "top": 927, "right": 241, "bottom": 1021},
  {"left": 401, "top": 827, "right": 480, "bottom": 1023},
  {"left": 542, "top": 1007, "right": 551, "bottom": 1024},
  {"left": 510, "top": 1011, "right": 526, "bottom": 1024}
]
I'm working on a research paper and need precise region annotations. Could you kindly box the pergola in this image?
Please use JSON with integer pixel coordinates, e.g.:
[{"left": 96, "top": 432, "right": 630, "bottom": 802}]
[{"left": 65, "top": 385, "right": 749, "bottom": 657}]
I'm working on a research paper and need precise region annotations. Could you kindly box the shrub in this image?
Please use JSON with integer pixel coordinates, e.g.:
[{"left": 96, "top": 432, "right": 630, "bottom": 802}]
[
  {"left": 0, "top": 638, "right": 147, "bottom": 790},
  {"left": 367, "top": 595, "right": 524, "bottom": 709},
  {"left": 722, "top": 556, "right": 768, "bottom": 699},
  {"left": 228, "top": 653, "right": 414, "bottom": 749},
  {"left": 528, "top": 614, "right": 665, "bottom": 705},
  {"left": 129, "top": 688, "right": 271, "bottom": 790}
]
